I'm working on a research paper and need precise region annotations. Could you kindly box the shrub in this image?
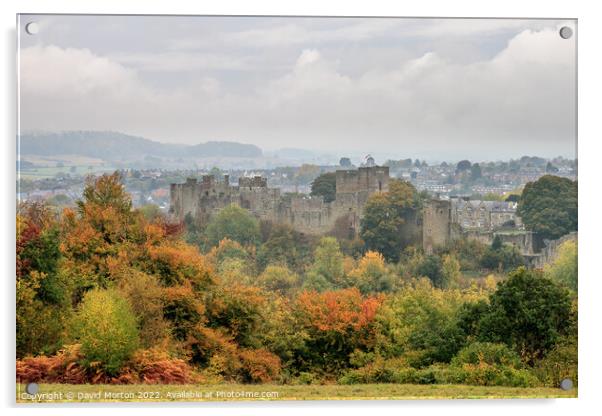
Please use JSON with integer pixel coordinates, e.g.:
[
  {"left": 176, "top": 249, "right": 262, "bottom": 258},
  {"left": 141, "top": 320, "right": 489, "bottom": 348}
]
[
  {"left": 442, "top": 364, "right": 540, "bottom": 387},
  {"left": 16, "top": 345, "right": 201, "bottom": 385},
  {"left": 17, "top": 344, "right": 84, "bottom": 384},
  {"left": 338, "top": 357, "right": 423, "bottom": 385},
  {"left": 238, "top": 348, "right": 282, "bottom": 383},
  {"left": 69, "top": 289, "right": 140, "bottom": 375},
  {"left": 128, "top": 348, "right": 200, "bottom": 384},
  {"left": 296, "top": 372, "right": 318, "bottom": 385},
  {"left": 533, "top": 337, "right": 578, "bottom": 387},
  {"left": 451, "top": 342, "right": 521, "bottom": 368}
]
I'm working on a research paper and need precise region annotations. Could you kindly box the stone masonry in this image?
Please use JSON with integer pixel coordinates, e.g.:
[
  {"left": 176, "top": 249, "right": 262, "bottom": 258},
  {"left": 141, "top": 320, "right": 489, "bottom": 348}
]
[{"left": 169, "top": 165, "right": 390, "bottom": 235}]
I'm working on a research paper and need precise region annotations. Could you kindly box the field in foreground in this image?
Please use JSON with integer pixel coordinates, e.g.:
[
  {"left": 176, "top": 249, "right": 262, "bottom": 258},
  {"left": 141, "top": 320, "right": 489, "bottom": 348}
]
[{"left": 17, "top": 383, "right": 577, "bottom": 403}]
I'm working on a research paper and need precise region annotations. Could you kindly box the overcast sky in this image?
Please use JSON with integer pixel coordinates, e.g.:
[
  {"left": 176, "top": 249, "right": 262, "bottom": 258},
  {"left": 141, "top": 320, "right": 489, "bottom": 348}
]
[{"left": 18, "top": 15, "right": 577, "bottom": 161}]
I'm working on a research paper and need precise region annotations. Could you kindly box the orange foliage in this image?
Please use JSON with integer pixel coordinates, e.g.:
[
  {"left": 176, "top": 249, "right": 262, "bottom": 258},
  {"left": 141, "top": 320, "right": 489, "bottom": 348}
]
[
  {"left": 146, "top": 242, "right": 214, "bottom": 287},
  {"left": 126, "top": 348, "right": 201, "bottom": 384},
  {"left": 238, "top": 349, "right": 281, "bottom": 383},
  {"left": 296, "top": 288, "right": 384, "bottom": 333},
  {"left": 16, "top": 344, "right": 200, "bottom": 385}
]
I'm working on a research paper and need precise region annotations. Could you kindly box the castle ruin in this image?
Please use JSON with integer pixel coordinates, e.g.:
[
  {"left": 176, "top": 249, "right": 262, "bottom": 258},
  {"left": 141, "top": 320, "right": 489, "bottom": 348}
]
[
  {"left": 169, "top": 165, "right": 390, "bottom": 235},
  {"left": 169, "top": 166, "right": 537, "bottom": 259}
]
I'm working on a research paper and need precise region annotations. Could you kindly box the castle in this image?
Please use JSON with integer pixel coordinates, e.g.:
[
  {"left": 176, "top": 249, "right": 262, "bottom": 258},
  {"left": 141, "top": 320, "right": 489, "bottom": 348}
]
[
  {"left": 169, "top": 165, "right": 390, "bottom": 236},
  {"left": 169, "top": 165, "right": 536, "bottom": 257}
]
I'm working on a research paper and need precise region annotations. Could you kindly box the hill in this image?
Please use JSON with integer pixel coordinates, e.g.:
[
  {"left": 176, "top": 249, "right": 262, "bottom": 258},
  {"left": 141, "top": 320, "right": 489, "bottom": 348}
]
[{"left": 18, "top": 131, "right": 263, "bottom": 161}]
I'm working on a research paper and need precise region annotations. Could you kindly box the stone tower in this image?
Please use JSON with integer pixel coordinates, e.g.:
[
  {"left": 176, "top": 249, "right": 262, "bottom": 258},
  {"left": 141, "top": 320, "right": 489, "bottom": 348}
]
[{"left": 422, "top": 199, "right": 452, "bottom": 254}]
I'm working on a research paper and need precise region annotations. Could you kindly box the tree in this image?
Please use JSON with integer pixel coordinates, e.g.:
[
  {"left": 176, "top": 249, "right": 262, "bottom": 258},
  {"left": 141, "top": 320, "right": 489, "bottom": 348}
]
[
  {"left": 305, "top": 237, "right": 345, "bottom": 290},
  {"left": 480, "top": 238, "right": 524, "bottom": 272},
  {"left": 257, "top": 223, "right": 314, "bottom": 273},
  {"left": 295, "top": 288, "right": 383, "bottom": 374},
  {"left": 17, "top": 202, "right": 70, "bottom": 358},
  {"left": 456, "top": 160, "right": 472, "bottom": 173},
  {"left": 347, "top": 251, "right": 394, "bottom": 294},
  {"left": 517, "top": 175, "right": 577, "bottom": 240},
  {"left": 546, "top": 162, "right": 559, "bottom": 173},
  {"left": 374, "top": 280, "right": 468, "bottom": 366},
  {"left": 470, "top": 163, "right": 482, "bottom": 180},
  {"left": 360, "top": 179, "right": 419, "bottom": 262},
  {"left": 441, "top": 254, "right": 461, "bottom": 289},
  {"left": 416, "top": 255, "right": 444, "bottom": 287},
  {"left": 339, "top": 157, "right": 352, "bottom": 167},
  {"left": 310, "top": 172, "right": 337, "bottom": 203},
  {"left": 475, "top": 267, "right": 572, "bottom": 364},
  {"left": 257, "top": 265, "right": 300, "bottom": 296},
  {"left": 69, "top": 288, "right": 140, "bottom": 374},
  {"left": 544, "top": 240, "right": 577, "bottom": 292},
  {"left": 204, "top": 204, "right": 260, "bottom": 248}
]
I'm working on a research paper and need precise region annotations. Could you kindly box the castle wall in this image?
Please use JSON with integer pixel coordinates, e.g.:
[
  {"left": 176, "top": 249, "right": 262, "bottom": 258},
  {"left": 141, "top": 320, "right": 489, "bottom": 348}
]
[
  {"left": 529, "top": 232, "right": 577, "bottom": 269},
  {"left": 170, "top": 166, "right": 390, "bottom": 236}
]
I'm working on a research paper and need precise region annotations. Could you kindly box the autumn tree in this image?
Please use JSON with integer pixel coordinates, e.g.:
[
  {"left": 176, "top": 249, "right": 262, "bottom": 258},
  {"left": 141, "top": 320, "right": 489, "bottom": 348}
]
[
  {"left": 257, "top": 265, "right": 300, "bottom": 296},
  {"left": 294, "top": 288, "right": 383, "bottom": 374},
  {"left": 69, "top": 288, "right": 140, "bottom": 374},
  {"left": 16, "top": 202, "right": 69, "bottom": 357},
  {"left": 347, "top": 251, "right": 394, "bottom": 294},
  {"left": 374, "top": 279, "right": 471, "bottom": 367},
  {"left": 204, "top": 204, "right": 260, "bottom": 249},
  {"left": 256, "top": 223, "right": 315, "bottom": 273},
  {"left": 360, "top": 179, "right": 419, "bottom": 262},
  {"left": 544, "top": 239, "right": 577, "bottom": 292},
  {"left": 304, "top": 237, "right": 345, "bottom": 290}
]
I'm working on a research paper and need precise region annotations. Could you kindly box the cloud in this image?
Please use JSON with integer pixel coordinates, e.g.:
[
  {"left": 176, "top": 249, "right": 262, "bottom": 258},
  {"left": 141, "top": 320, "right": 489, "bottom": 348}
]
[{"left": 19, "top": 25, "right": 576, "bottom": 160}]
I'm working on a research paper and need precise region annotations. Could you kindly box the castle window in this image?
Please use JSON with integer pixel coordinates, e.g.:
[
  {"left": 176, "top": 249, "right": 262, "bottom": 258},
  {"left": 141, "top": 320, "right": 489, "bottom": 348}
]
[
  {"left": 378, "top": 181, "right": 382, "bottom": 191},
  {"left": 205, "top": 191, "right": 209, "bottom": 196}
]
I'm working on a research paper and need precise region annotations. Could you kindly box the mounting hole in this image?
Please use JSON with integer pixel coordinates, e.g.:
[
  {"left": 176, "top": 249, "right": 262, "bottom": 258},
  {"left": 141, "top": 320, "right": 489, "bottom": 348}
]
[
  {"left": 25, "top": 22, "right": 39, "bottom": 35},
  {"left": 25, "top": 382, "right": 39, "bottom": 395},
  {"left": 559, "top": 26, "right": 573, "bottom": 40},
  {"left": 559, "top": 378, "right": 574, "bottom": 390}
]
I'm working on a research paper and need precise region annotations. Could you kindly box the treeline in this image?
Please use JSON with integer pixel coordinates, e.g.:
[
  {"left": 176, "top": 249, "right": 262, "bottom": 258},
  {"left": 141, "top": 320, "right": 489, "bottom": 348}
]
[{"left": 17, "top": 173, "right": 577, "bottom": 388}]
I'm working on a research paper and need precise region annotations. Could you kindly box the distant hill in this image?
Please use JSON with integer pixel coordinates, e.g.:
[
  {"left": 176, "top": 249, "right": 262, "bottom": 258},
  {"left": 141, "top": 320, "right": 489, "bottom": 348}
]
[{"left": 18, "top": 131, "right": 263, "bottom": 161}]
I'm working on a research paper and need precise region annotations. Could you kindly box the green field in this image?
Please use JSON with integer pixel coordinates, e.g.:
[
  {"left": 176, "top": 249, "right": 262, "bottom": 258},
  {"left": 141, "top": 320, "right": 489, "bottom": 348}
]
[
  {"left": 19, "top": 165, "right": 117, "bottom": 179},
  {"left": 16, "top": 383, "right": 577, "bottom": 403}
]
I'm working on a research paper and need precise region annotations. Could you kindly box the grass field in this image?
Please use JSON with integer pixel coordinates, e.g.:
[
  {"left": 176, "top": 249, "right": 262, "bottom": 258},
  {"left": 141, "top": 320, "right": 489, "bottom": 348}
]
[
  {"left": 19, "top": 165, "right": 117, "bottom": 179},
  {"left": 16, "top": 383, "right": 577, "bottom": 403}
]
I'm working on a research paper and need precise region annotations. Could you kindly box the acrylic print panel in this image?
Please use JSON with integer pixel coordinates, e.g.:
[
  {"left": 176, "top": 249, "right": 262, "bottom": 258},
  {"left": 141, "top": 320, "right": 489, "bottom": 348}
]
[{"left": 16, "top": 15, "right": 577, "bottom": 403}]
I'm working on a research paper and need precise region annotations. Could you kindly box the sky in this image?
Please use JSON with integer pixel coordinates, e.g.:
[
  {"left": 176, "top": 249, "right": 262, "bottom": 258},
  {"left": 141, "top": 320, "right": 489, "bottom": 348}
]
[{"left": 18, "top": 15, "right": 577, "bottom": 162}]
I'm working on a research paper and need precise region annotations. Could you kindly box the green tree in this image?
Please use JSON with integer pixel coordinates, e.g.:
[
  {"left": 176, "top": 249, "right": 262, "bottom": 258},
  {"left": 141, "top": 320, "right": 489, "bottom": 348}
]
[
  {"left": 470, "top": 163, "right": 482, "bottom": 180},
  {"left": 304, "top": 237, "right": 345, "bottom": 290},
  {"left": 475, "top": 267, "right": 572, "bottom": 364},
  {"left": 204, "top": 204, "right": 260, "bottom": 248},
  {"left": 69, "top": 288, "right": 140, "bottom": 374},
  {"left": 310, "top": 172, "right": 337, "bottom": 203},
  {"left": 480, "top": 240, "right": 524, "bottom": 272},
  {"left": 441, "top": 254, "right": 461, "bottom": 289},
  {"left": 517, "top": 175, "right": 577, "bottom": 240},
  {"left": 257, "top": 264, "right": 300, "bottom": 296},
  {"left": 257, "top": 223, "right": 315, "bottom": 273},
  {"left": 416, "top": 255, "right": 444, "bottom": 287},
  {"left": 360, "top": 179, "right": 419, "bottom": 262},
  {"left": 456, "top": 160, "right": 472, "bottom": 173},
  {"left": 339, "top": 157, "right": 352, "bottom": 167},
  {"left": 375, "top": 281, "right": 467, "bottom": 366}
]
